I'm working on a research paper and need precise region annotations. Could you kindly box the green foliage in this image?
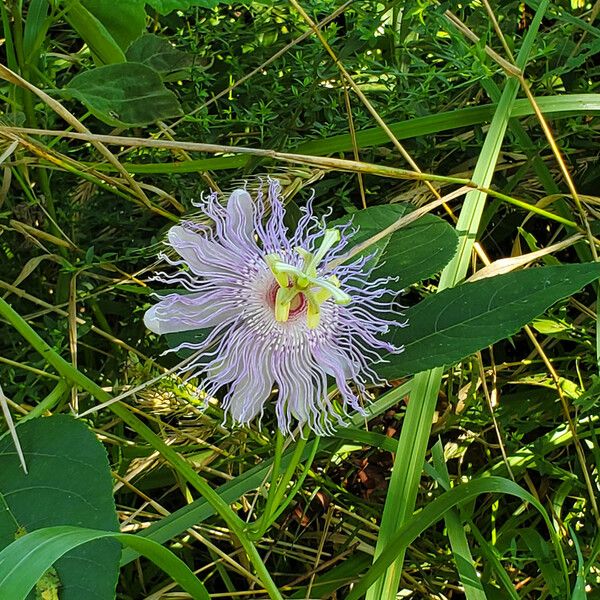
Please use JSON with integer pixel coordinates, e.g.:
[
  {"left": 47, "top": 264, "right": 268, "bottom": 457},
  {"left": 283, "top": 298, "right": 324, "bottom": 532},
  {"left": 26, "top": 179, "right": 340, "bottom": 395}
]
[
  {"left": 146, "top": 0, "right": 224, "bottom": 14},
  {"left": 81, "top": 0, "right": 146, "bottom": 50},
  {"left": 1, "top": 0, "right": 600, "bottom": 598},
  {"left": 379, "top": 264, "right": 600, "bottom": 378},
  {"left": 0, "top": 525, "right": 210, "bottom": 600},
  {"left": 62, "top": 1, "right": 127, "bottom": 64},
  {"left": 333, "top": 203, "right": 459, "bottom": 289},
  {"left": 125, "top": 34, "right": 196, "bottom": 76},
  {"left": 64, "top": 62, "right": 183, "bottom": 126}
]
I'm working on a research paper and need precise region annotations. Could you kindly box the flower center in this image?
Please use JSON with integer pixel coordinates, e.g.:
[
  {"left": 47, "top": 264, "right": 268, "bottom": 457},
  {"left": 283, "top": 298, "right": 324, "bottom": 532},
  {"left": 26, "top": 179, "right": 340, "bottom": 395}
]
[
  {"left": 267, "top": 282, "right": 306, "bottom": 318},
  {"left": 264, "top": 229, "right": 351, "bottom": 329}
]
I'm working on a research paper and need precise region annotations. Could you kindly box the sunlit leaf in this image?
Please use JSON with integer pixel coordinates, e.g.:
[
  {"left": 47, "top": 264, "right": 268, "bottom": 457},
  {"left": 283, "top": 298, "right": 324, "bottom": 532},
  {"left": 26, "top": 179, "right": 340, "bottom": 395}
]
[
  {"left": 378, "top": 263, "right": 600, "bottom": 378},
  {"left": 65, "top": 62, "right": 182, "bottom": 126},
  {"left": 126, "top": 34, "right": 196, "bottom": 75}
]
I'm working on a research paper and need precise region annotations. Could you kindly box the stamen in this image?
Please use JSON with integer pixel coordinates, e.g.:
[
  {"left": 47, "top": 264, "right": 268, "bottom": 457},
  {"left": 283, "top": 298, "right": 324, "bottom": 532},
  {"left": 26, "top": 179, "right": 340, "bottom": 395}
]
[
  {"left": 265, "top": 253, "right": 289, "bottom": 288},
  {"left": 265, "top": 228, "right": 350, "bottom": 328},
  {"left": 311, "top": 229, "right": 341, "bottom": 270}
]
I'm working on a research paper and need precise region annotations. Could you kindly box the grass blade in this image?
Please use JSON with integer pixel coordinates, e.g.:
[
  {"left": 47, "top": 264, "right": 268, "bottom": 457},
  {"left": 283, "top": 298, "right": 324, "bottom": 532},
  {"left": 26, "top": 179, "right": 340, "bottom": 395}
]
[
  {"left": 350, "top": 476, "right": 567, "bottom": 600},
  {"left": 0, "top": 525, "right": 210, "bottom": 600}
]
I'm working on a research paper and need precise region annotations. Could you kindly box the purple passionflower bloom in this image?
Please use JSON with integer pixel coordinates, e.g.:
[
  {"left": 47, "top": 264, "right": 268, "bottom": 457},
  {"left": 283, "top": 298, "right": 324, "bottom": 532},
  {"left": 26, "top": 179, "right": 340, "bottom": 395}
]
[{"left": 144, "top": 180, "right": 403, "bottom": 435}]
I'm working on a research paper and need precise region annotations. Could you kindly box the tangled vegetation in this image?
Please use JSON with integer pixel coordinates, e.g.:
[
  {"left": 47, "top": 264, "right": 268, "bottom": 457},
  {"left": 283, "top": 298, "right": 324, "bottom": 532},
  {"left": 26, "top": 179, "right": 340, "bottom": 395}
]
[{"left": 0, "top": 1, "right": 599, "bottom": 598}]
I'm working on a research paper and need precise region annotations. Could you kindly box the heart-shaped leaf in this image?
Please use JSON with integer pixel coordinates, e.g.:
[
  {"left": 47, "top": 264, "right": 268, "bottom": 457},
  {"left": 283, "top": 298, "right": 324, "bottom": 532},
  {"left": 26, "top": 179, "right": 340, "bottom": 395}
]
[
  {"left": 0, "top": 415, "right": 120, "bottom": 600},
  {"left": 126, "top": 34, "right": 196, "bottom": 75},
  {"left": 65, "top": 62, "right": 182, "bottom": 126}
]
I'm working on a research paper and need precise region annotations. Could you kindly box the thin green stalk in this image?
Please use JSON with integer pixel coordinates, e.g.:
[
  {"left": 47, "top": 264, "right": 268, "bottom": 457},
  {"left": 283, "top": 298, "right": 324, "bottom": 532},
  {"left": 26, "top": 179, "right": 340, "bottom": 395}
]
[
  {"left": 267, "top": 437, "right": 319, "bottom": 526},
  {"left": 23, "top": 379, "right": 71, "bottom": 422},
  {"left": 270, "top": 433, "right": 309, "bottom": 510},
  {"left": 249, "top": 429, "right": 310, "bottom": 539},
  {"left": 249, "top": 430, "right": 285, "bottom": 539},
  {"left": 366, "top": 2, "right": 550, "bottom": 598},
  {"left": 0, "top": 297, "right": 283, "bottom": 600}
]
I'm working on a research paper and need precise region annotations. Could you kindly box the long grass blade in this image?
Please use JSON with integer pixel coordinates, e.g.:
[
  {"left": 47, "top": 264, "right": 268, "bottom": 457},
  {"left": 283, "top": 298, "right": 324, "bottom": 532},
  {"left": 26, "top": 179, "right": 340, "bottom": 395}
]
[
  {"left": 0, "top": 385, "right": 27, "bottom": 474},
  {"left": 365, "top": 2, "right": 551, "bottom": 597}
]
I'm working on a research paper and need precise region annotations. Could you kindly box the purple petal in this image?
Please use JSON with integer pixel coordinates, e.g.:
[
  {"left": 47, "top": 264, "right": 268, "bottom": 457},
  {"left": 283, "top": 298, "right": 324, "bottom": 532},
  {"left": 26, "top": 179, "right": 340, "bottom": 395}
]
[
  {"left": 167, "top": 225, "right": 243, "bottom": 277},
  {"left": 144, "top": 293, "right": 236, "bottom": 334}
]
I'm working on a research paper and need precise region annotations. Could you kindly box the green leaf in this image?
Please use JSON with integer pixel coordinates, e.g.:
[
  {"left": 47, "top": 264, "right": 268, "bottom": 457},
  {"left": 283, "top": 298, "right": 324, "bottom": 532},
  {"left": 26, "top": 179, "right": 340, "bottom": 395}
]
[
  {"left": 0, "top": 415, "right": 120, "bottom": 600},
  {"left": 333, "top": 204, "right": 458, "bottom": 289},
  {"left": 0, "top": 525, "right": 210, "bottom": 600},
  {"left": 62, "top": 1, "right": 126, "bottom": 64},
  {"left": 65, "top": 62, "right": 183, "bottom": 126},
  {"left": 23, "top": 0, "right": 50, "bottom": 63},
  {"left": 146, "top": 0, "right": 223, "bottom": 14},
  {"left": 376, "top": 210, "right": 458, "bottom": 289},
  {"left": 378, "top": 263, "right": 600, "bottom": 379},
  {"left": 294, "top": 95, "right": 600, "bottom": 156},
  {"left": 125, "top": 34, "right": 196, "bottom": 75},
  {"left": 82, "top": 0, "right": 146, "bottom": 50}
]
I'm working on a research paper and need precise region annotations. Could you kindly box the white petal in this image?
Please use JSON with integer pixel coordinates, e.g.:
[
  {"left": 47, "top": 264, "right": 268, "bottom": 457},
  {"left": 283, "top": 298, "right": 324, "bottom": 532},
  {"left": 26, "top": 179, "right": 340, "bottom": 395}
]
[
  {"left": 167, "top": 225, "right": 240, "bottom": 276},
  {"left": 226, "top": 351, "right": 273, "bottom": 424},
  {"left": 227, "top": 189, "right": 255, "bottom": 240},
  {"left": 144, "top": 294, "right": 235, "bottom": 334},
  {"left": 312, "top": 344, "right": 358, "bottom": 379}
]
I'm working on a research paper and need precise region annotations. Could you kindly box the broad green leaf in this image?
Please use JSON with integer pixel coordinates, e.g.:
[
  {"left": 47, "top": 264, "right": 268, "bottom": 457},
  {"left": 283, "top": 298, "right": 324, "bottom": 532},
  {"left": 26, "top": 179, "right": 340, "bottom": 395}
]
[
  {"left": 82, "top": 0, "right": 146, "bottom": 50},
  {"left": 65, "top": 62, "right": 182, "bottom": 126},
  {"left": 126, "top": 34, "right": 196, "bottom": 75},
  {"left": 333, "top": 204, "right": 458, "bottom": 289},
  {"left": 378, "top": 263, "right": 600, "bottom": 379},
  {"left": 0, "top": 525, "right": 209, "bottom": 600},
  {"left": 375, "top": 209, "right": 458, "bottom": 289},
  {"left": 0, "top": 415, "right": 119, "bottom": 600},
  {"left": 146, "top": 0, "right": 223, "bottom": 14}
]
